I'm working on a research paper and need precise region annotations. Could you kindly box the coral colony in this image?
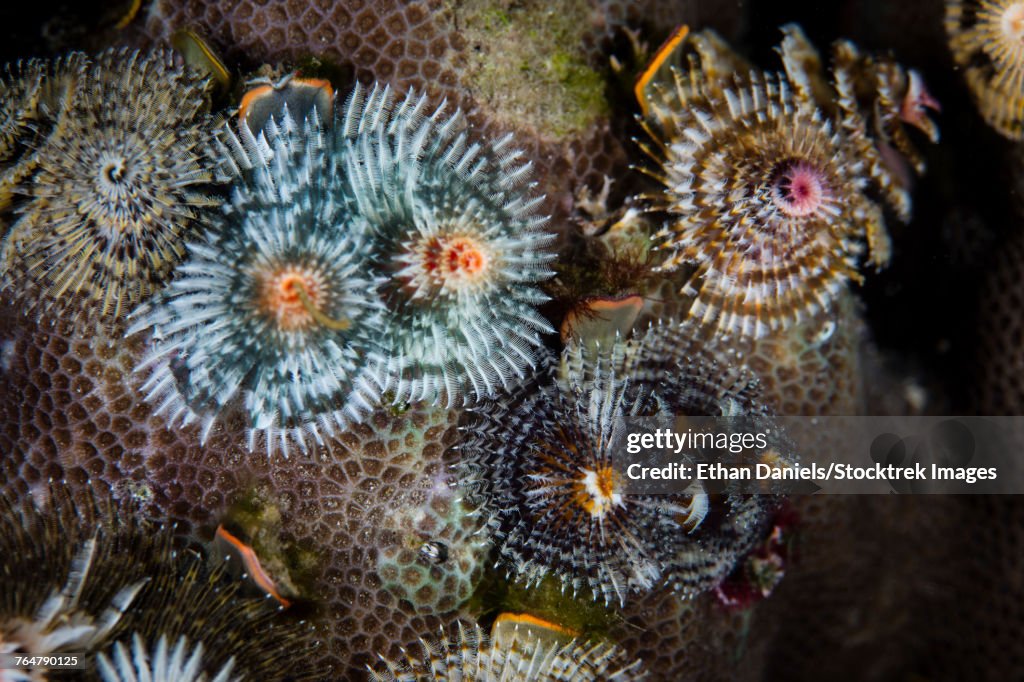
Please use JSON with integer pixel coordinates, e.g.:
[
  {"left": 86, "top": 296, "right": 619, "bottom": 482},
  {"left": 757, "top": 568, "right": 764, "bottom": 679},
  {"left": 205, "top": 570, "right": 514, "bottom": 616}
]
[{"left": 0, "top": 8, "right": 948, "bottom": 680}]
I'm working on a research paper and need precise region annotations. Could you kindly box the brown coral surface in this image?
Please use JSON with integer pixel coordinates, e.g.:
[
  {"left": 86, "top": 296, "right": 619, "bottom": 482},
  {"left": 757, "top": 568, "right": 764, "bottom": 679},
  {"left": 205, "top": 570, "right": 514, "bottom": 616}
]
[{"left": 0, "top": 307, "right": 485, "bottom": 675}]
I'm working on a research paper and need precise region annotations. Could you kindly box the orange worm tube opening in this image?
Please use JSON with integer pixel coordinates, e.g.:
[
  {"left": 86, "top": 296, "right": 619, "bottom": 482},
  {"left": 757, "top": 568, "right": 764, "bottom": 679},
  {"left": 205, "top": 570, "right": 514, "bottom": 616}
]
[
  {"left": 493, "top": 612, "right": 580, "bottom": 637},
  {"left": 634, "top": 24, "right": 690, "bottom": 117},
  {"left": 215, "top": 524, "right": 293, "bottom": 609},
  {"left": 115, "top": 0, "right": 142, "bottom": 29}
]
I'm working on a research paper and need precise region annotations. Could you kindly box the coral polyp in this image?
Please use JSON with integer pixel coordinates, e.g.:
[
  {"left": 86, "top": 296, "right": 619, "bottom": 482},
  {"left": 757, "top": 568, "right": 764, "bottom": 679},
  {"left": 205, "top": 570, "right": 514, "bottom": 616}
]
[
  {"left": 1, "top": 484, "right": 316, "bottom": 680},
  {"left": 341, "top": 84, "right": 557, "bottom": 407},
  {"left": 467, "top": 344, "right": 709, "bottom": 606},
  {"left": 641, "top": 71, "right": 879, "bottom": 337},
  {"left": 947, "top": 0, "right": 1024, "bottom": 138},
  {"left": 0, "top": 491, "right": 146, "bottom": 679},
  {"left": 1, "top": 54, "right": 85, "bottom": 230},
  {"left": 0, "top": 2, "right": 1012, "bottom": 679},
  {"left": 637, "top": 26, "right": 939, "bottom": 338},
  {"left": 0, "top": 60, "right": 48, "bottom": 211},
  {"left": 370, "top": 619, "right": 645, "bottom": 681},
  {"left": 0, "top": 61, "right": 44, "bottom": 161},
  {"left": 2, "top": 48, "right": 222, "bottom": 328},
  {"left": 108, "top": 536, "right": 318, "bottom": 682},
  {"left": 466, "top": 325, "right": 789, "bottom": 606},
  {"left": 97, "top": 634, "right": 235, "bottom": 682},
  {"left": 0, "top": 539, "right": 145, "bottom": 676},
  {"left": 130, "top": 110, "right": 383, "bottom": 456}
]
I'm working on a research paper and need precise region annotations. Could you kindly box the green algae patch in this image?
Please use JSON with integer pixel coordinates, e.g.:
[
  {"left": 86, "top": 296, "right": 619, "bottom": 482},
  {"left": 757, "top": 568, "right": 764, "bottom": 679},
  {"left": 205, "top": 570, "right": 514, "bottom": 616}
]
[
  {"left": 381, "top": 390, "right": 411, "bottom": 416},
  {"left": 447, "top": 0, "right": 610, "bottom": 139},
  {"left": 221, "top": 491, "right": 320, "bottom": 601},
  {"left": 465, "top": 566, "right": 620, "bottom": 638}
]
